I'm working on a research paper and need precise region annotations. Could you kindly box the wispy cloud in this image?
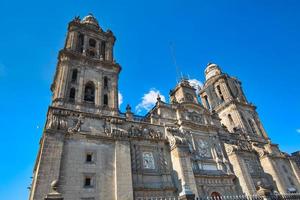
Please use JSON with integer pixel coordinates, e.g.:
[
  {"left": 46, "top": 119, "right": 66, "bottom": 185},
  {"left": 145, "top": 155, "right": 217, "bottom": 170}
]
[
  {"left": 135, "top": 88, "right": 166, "bottom": 113},
  {"left": 118, "top": 92, "right": 123, "bottom": 106},
  {"left": 296, "top": 129, "right": 300, "bottom": 133},
  {"left": 188, "top": 78, "right": 203, "bottom": 93}
]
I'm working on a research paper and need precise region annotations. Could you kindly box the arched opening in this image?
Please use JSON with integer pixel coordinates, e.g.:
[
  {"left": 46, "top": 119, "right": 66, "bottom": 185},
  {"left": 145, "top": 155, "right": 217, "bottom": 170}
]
[
  {"left": 100, "top": 41, "right": 106, "bottom": 60},
  {"left": 89, "top": 38, "right": 96, "bottom": 48},
  {"left": 71, "top": 69, "right": 78, "bottom": 82},
  {"left": 77, "top": 33, "right": 84, "bottom": 53},
  {"left": 84, "top": 82, "right": 95, "bottom": 103},
  {"left": 103, "top": 94, "right": 108, "bottom": 106},
  {"left": 103, "top": 76, "right": 108, "bottom": 88},
  {"left": 216, "top": 85, "right": 224, "bottom": 102},
  {"left": 211, "top": 192, "right": 221, "bottom": 198},
  {"left": 228, "top": 114, "right": 234, "bottom": 125},
  {"left": 203, "top": 95, "right": 211, "bottom": 109},
  {"left": 248, "top": 119, "right": 257, "bottom": 134},
  {"left": 69, "top": 88, "right": 76, "bottom": 102}
]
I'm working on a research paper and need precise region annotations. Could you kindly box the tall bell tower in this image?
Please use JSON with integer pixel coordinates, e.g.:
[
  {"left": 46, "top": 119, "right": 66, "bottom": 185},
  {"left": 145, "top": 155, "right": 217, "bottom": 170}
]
[
  {"left": 199, "top": 63, "right": 269, "bottom": 141},
  {"left": 51, "top": 14, "right": 121, "bottom": 114}
]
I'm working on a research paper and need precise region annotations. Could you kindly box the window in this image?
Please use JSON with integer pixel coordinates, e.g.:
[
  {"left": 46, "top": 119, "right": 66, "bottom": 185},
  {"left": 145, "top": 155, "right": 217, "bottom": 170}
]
[
  {"left": 248, "top": 119, "right": 257, "bottom": 134},
  {"left": 71, "top": 69, "right": 78, "bottom": 82},
  {"left": 228, "top": 114, "right": 234, "bottom": 125},
  {"left": 84, "top": 177, "right": 91, "bottom": 187},
  {"left": 103, "top": 76, "right": 108, "bottom": 88},
  {"left": 89, "top": 38, "right": 96, "bottom": 47},
  {"left": 87, "top": 50, "right": 96, "bottom": 58},
  {"left": 84, "top": 82, "right": 95, "bottom": 103},
  {"left": 288, "top": 177, "right": 295, "bottom": 186},
  {"left": 203, "top": 95, "right": 211, "bottom": 109},
  {"left": 86, "top": 153, "right": 93, "bottom": 163},
  {"left": 78, "top": 33, "right": 84, "bottom": 53},
  {"left": 69, "top": 88, "right": 76, "bottom": 102},
  {"left": 216, "top": 85, "right": 224, "bottom": 102},
  {"left": 103, "top": 94, "right": 108, "bottom": 106},
  {"left": 100, "top": 41, "right": 106, "bottom": 60}
]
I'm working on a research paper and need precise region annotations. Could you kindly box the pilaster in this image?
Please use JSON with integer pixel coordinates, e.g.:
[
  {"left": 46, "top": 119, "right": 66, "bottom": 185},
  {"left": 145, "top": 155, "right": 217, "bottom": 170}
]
[{"left": 114, "top": 140, "right": 134, "bottom": 200}]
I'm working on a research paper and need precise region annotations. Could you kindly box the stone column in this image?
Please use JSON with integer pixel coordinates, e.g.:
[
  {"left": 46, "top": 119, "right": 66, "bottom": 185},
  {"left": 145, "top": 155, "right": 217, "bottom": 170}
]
[
  {"left": 259, "top": 156, "right": 287, "bottom": 193},
  {"left": 226, "top": 147, "right": 256, "bottom": 195},
  {"left": 83, "top": 35, "right": 88, "bottom": 56},
  {"left": 70, "top": 32, "right": 78, "bottom": 51},
  {"left": 30, "top": 132, "right": 65, "bottom": 200},
  {"left": 114, "top": 140, "right": 134, "bottom": 200},
  {"left": 77, "top": 76, "right": 84, "bottom": 103},
  {"left": 170, "top": 145, "right": 198, "bottom": 197},
  {"left": 57, "top": 65, "right": 69, "bottom": 100},
  {"left": 95, "top": 81, "right": 102, "bottom": 106}
]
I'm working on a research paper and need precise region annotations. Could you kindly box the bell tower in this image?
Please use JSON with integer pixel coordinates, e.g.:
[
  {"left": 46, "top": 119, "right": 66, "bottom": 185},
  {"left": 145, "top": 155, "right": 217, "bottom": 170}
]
[
  {"left": 51, "top": 14, "right": 121, "bottom": 114},
  {"left": 199, "top": 63, "right": 269, "bottom": 141}
]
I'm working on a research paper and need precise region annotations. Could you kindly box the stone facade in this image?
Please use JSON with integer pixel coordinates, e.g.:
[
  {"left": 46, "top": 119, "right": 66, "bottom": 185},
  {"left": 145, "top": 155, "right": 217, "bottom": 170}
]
[{"left": 29, "top": 14, "right": 300, "bottom": 200}]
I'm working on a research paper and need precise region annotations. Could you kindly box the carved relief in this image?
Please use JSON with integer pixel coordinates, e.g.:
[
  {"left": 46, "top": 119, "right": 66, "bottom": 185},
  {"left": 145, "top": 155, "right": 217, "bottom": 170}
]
[
  {"left": 46, "top": 109, "right": 68, "bottom": 130},
  {"left": 197, "top": 139, "right": 211, "bottom": 158},
  {"left": 68, "top": 114, "right": 84, "bottom": 133},
  {"left": 142, "top": 152, "right": 155, "bottom": 169},
  {"left": 103, "top": 120, "right": 162, "bottom": 140}
]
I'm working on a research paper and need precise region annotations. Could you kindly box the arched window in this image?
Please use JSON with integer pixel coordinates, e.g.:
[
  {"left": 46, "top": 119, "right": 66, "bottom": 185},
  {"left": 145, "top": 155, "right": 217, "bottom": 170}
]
[
  {"left": 100, "top": 41, "right": 106, "bottom": 60},
  {"left": 71, "top": 69, "right": 78, "bottom": 82},
  {"left": 103, "top": 76, "right": 108, "bottom": 88},
  {"left": 228, "top": 114, "right": 234, "bottom": 125},
  {"left": 78, "top": 33, "right": 84, "bottom": 53},
  {"left": 89, "top": 38, "right": 96, "bottom": 48},
  {"left": 216, "top": 85, "right": 224, "bottom": 102},
  {"left": 248, "top": 119, "right": 257, "bottom": 134},
  {"left": 69, "top": 88, "right": 76, "bottom": 102},
  {"left": 103, "top": 94, "right": 108, "bottom": 106},
  {"left": 84, "top": 82, "right": 95, "bottom": 103},
  {"left": 203, "top": 95, "right": 211, "bottom": 109}
]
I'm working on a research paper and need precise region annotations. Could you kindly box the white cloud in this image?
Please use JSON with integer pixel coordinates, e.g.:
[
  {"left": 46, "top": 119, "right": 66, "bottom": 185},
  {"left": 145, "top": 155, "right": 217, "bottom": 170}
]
[
  {"left": 135, "top": 89, "right": 166, "bottom": 113},
  {"left": 296, "top": 129, "right": 300, "bottom": 133},
  {"left": 118, "top": 92, "right": 123, "bottom": 106},
  {"left": 188, "top": 79, "right": 203, "bottom": 94}
]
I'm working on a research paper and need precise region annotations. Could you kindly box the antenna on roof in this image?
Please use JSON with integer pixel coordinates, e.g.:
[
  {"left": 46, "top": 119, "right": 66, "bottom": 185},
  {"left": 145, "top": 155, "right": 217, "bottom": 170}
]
[{"left": 169, "top": 42, "right": 183, "bottom": 83}]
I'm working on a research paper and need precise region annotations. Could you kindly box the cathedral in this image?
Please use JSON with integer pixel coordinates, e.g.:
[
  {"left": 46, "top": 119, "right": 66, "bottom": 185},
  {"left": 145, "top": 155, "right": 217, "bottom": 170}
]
[{"left": 29, "top": 14, "right": 300, "bottom": 200}]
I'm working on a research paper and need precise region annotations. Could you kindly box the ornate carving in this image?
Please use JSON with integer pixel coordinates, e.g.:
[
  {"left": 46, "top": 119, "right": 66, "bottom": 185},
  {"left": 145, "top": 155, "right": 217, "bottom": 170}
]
[
  {"left": 46, "top": 110, "right": 68, "bottom": 130},
  {"left": 103, "top": 121, "right": 162, "bottom": 140},
  {"left": 197, "top": 139, "right": 211, "bottom": 158},
  {"left": 166, "top": 127, "right": 189, "bottom": 149},
  {"left": 142, "top": 152, "right": 155, "bottom": 169},
  {"left": 67, "top": 114, "right": 84, "bottom": 133}
]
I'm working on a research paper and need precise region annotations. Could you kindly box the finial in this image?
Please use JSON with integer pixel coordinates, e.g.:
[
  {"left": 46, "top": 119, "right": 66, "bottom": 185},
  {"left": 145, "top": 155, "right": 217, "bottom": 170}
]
[
  {"left": 157, "top": 94, "right": 161, "bottom": 102},
  {"left": 126, "top": 104, "right": 131, "bottom": 112},
  {"left": 50, "top": 180, "right": 59, "bottom": 192}
]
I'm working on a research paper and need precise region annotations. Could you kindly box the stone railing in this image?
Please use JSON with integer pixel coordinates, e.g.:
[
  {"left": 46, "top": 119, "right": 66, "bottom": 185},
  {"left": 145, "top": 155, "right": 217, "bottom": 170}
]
[{"left": 135, "top": 193, "right": 300, "bottom": 200}]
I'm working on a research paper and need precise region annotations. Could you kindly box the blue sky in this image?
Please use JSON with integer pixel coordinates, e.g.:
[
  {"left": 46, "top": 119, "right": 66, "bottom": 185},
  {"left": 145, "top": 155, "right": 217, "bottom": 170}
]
[{"left": 0, "top": 0, "right": 300, "bottom": 199}]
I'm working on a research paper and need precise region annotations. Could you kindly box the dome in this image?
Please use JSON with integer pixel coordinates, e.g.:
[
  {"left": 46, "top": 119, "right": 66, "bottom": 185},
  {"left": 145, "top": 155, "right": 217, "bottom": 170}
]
[
  {"left": 81, "top": 14, "right": 100, "bottom": 27},
  {"left": 204, "top": 63, "right": 222, "bottom": 80}
]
